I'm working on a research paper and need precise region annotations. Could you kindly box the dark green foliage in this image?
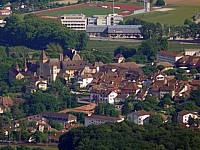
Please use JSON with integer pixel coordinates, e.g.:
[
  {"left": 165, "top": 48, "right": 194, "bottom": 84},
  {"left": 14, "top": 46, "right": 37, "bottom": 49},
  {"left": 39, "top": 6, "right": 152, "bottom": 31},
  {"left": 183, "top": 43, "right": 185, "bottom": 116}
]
[
  {"left": 114, "top": 46, "right": 136, "bottom": 58},
  {"left": 175, "top": 101, "right": 198, "bottom": 111},
  {"left": 122, "top": 100, "right": 131, "bottom": 115},
  {"left": 0, "top": 146, "right": 15, "bottom": 150},
  {"left": 142, "top": 65, "right": 157, "bottom": 77},
  {"left": 48, "top": 119, "right": 63, "bottom": 130},
  {"left": 155, "top": 0, "right": 165, "bottom": 6},
  {"left": 149, "top": 114, "right": 164, "bottom": 126},
  {"left": 190, "top": 87, "right": 200, "bottom": 107},
  {"left": 94, "top": 103, "right": 120, "bottom": 117},
  {"left": 156, "top": 65, "right": 164, "bottom": 71},
  {"left": 58, "top": 121, "right": 200, "bottom": 150},
  {"left": 0, "top": 14, "right": 88, "bottom": 50}
]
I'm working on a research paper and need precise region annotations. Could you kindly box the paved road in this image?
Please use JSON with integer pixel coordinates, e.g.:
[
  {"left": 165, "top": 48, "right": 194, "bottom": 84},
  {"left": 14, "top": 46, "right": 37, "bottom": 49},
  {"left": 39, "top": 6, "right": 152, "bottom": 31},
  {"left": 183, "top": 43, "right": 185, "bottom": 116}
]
[{"left": 90, "top": 37, "right": 143, "bottom": 42}]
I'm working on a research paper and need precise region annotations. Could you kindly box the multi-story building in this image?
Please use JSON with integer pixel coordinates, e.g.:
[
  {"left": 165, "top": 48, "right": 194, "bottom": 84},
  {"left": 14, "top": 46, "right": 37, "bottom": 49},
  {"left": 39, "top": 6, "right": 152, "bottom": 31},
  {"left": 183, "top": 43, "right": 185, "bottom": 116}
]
[
  {"left": 184, "top": 49, "right": 200, "bottom": 56},
  {"left": 84, "top": 115, "right": 124, "bottom": 126},
  {"left": 127, "top": 110, "right": 153, "bottom": 125},
  {"left": 157, "top": 50, "right": 183, "bottom": 65},
  {"left": 88, "top": 14, "right": 123, "bottom": 26},
  {"left": 60, "top": 14, "right": 87, "bottom": 30}
]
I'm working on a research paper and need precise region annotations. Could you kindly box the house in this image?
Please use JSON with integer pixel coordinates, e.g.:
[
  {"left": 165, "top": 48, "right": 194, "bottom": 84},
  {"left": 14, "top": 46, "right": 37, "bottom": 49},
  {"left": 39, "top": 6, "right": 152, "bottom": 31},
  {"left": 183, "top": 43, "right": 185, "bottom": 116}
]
[
  {"left": 177, "top": 110, "right": 198, "bottom": 125},
  {"left": 157, "top": 50, "right": 183, "bottom": 65},
  {"left": 0, "top": 9, "right": 11, "bottom": 15},
  {"left": 184, "top": 49, "right": 200, "bottom": 56},
  {"left": 77, "top": 74, "right": 93, "bottom": 88},
  {"left": 114, "top": 94, "right": 129, "bottom": 103},
  {"left": 90, "top": 90, "right": 118, "bottom": 104},
  {"left": 127, "top": 110, "right": 153, "bottom": 125},
  {"left": 175, "top": 55, "right": 200, "bottom": 70},
  {"left": 84, "top": 115, "right": 124, "bottom": 126},
  {"left": 0, "top": 96, "right": 14, "bottom": 113},
  {"left": 40, "top": 112, "right": 77, "bottom": 127}
]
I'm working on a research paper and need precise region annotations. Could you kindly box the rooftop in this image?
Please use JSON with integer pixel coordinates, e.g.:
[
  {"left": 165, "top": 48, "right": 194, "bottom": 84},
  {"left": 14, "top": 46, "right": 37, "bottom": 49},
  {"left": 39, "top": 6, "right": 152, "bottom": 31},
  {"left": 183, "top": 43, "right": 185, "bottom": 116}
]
[
  {"left": 85, "top": 115, "right": 122, "bottom": 122},
  {"left": 158, "top": 50, "right": 183, "bottom": 57}
]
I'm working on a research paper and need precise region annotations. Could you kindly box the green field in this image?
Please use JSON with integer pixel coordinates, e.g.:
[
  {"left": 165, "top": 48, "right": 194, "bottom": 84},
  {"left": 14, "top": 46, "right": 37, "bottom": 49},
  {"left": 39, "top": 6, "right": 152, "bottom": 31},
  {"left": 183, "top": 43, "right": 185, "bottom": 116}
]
[
  {"left": 87, "top": 40, "right": 200, "bottom": 53},
  {"left": 124, "top": 5, "right": 200, "bottom": 25},
  {"left": 39, "top": 6, "right": 123, "bottom": 17}
]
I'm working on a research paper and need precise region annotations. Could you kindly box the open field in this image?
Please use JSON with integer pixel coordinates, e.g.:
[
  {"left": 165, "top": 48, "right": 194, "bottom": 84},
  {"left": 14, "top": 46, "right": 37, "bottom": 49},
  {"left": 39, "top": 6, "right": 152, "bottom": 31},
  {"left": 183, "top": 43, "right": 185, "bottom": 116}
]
[
  {"left": 53, "top": 0, "right": 78, "bottom": 4},
  {"left": 162, "top": 0, "right": 200, "bottom": 5},
  {"left": 125, "top": 5, "right": 200, "bottom": 25},
  {"left": 87, "top": 40, "right": 200, "bottom": 53},
  {"left": 38, "top": 6, "right": 123, "bottom": 17}
]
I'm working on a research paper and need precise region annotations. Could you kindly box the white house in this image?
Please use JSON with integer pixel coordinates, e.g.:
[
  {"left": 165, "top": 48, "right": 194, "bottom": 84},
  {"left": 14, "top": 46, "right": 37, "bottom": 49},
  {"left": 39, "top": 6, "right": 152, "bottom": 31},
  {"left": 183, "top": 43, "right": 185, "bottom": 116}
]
[
  {"left": 84, "top": 115, "right": 124, "bottom": 126},
  {"left": 90, "top": 90, "right": 118, "bottom": 104},
  {"left": 177, "top": 110, "right": 198, "bottom": 124},
  {"left": 127, "top": 110, "right": 153, "bottom": 125},
  {"left": 77, "top": 74, "right": 93, "bottom": 88}
]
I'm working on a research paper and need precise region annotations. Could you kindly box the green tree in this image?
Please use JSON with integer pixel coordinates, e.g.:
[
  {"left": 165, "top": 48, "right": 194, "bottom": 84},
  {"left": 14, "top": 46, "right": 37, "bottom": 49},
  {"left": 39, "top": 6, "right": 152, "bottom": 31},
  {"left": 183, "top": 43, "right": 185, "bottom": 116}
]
[
  {"left": 155, "top": 0, "right": 165, "bottom": 6},
  {"left": 122, "top": 100, "right": 131, "bottom": 115},
  {"left": 156, "top": 65, "right": 164, "bottom": 71},
  {"left": 149, "top": 114, "right": 164, "bottom": 126},
  {"left": 94, "top": 103, "right": 120, "bottom": 117}
]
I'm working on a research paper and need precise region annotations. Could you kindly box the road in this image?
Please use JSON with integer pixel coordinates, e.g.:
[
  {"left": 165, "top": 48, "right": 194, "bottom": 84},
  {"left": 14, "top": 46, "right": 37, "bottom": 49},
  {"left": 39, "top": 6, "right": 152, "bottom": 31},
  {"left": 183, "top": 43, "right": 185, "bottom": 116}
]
[{"left": 89, "top": 37, "right": 143, "bottom": 43}]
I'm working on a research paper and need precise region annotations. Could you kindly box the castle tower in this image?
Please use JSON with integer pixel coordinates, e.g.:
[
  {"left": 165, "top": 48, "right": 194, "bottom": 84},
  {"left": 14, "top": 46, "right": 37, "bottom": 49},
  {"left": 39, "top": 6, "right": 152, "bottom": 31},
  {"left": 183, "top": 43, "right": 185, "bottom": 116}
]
[{"left": 40, "top": 50, "right": 48, "bottom": 64}]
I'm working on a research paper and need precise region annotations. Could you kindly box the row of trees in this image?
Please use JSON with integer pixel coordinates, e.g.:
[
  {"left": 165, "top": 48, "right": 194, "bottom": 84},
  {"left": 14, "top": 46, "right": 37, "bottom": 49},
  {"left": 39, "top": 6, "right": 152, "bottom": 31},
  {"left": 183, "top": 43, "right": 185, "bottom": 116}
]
[
  {"left": 125, "top": 18, "right": 200, "bottom": 41},
  {"left": 0, "top": 14, "right": 88, "bottom": 50},
  {"left": 58, "top": 121, "right": 200, "bottom": 150}
]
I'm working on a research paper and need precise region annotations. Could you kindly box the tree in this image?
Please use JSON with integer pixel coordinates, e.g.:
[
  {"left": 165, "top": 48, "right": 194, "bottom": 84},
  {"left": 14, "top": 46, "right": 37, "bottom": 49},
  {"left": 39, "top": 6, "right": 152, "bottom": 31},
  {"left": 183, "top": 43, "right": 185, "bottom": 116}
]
[
  {"left": 122, "top": 100, "right": 131, "bottom": 115},
  {"left": 48, "top": 119, "right": 63, "bottom": 130},
  {"left": 94, "top": 103, "right": 120, "bottom": 117},
  {"left": 155, "top": 0, "right": 165, "bottom": 6},
  {"left": 190, "top": 87, "right": 200, "bottom": 107},
  {"left": 190, "top": 69, "right": 198, "bottom": 74},
  {"left": 149, "top": 114, "right": 164, "bottom": 126},
  {"left": 188, "top": 116, "right": 195, "bottom": 126},
  {"left": 156, "top": 65, "right": 164, "bottom": 71}
]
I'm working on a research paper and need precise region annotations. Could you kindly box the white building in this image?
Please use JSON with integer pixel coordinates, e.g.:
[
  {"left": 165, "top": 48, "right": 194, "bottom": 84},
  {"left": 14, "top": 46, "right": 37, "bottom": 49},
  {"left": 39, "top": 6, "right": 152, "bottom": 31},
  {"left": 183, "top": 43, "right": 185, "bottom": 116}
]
[
  {"left": 184, "top": 49, "right": 200, "bottom": 56},
  {"left": 177, "top": 110, "right": 198, "bottom": 124},
  {"left": 77, "top": 74, "right": 93, "bottom": 88},
  {"left": 90, "top": 90, "right": 118, "bottom": 104},
  {"left": 88, "top": 14, "right": 123, "bottom": 26},
  {"left": 60, "top": 14, "right": 87, "bottom": 30},
  {"left": 127, "top": 110, "right": 152, "bottom": 125},
  {"left": 84, "top": 115, "right": 124, "bottom": 126},
  {"left": 157, "top": 50, "right": 183, "bottom": 65}
]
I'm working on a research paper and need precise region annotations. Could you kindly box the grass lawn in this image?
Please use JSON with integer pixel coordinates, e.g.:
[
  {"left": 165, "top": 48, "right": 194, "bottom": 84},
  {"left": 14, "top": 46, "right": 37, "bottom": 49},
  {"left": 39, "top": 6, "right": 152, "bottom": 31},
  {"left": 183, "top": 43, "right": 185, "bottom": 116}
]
[
  {"left": 87, "top": 40, "right": 200, "bottom": 54},
  {"left": 39, "top": 6, "right": 123, "bottom": 17},
  {"left": 124, "top": 5, "right": 200, "bottom": 25}
]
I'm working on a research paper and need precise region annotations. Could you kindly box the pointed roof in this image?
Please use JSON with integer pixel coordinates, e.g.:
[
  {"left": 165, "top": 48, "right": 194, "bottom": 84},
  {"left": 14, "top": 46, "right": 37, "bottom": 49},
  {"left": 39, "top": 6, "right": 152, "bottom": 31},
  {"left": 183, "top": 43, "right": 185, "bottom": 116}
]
[{"left": 40, "top": 50, "right": 48, "bottom": 61}]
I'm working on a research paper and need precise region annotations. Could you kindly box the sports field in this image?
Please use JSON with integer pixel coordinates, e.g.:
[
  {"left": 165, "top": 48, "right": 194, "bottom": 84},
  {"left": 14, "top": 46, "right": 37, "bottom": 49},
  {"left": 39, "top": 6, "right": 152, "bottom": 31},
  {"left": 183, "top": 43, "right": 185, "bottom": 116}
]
[
  {"left": 38, "top": 6, "right": 123, "bottom": 17},
  {"left": 125, "top": 5, "right": 200, "bottom": 25}
]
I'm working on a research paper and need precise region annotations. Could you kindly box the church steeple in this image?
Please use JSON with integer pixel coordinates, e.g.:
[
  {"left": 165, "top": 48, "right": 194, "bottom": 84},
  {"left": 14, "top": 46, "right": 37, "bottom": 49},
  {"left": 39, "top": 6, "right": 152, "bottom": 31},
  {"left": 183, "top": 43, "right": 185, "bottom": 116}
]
[
  {"left": 40, "top": 50, "right": 48, "bottom": 64},
  {"left": 23, "top": 56, "right": 27, "bottom": 72}
]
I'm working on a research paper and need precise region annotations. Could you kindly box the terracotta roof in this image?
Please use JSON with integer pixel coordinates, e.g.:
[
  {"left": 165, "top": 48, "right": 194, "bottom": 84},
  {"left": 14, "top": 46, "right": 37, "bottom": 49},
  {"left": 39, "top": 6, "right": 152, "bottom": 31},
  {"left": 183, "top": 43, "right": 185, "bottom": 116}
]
[
  {"left": 0, "top": 9, "right": 10, "bottom": 13},
  {"left": 40, "top": 112, "right": 77, "bottom": 120},
  {"left": 85, "top": 115, "right": 122, "bottom": 122},
  {"left": 133, "top": 110, "right": 153, "bottom": 116},
  {"left": 158, "top": 50, "right": 183, "bottom": 57},
  {"left": 178, "top": 110, "right": 198, "bottom": 116}
]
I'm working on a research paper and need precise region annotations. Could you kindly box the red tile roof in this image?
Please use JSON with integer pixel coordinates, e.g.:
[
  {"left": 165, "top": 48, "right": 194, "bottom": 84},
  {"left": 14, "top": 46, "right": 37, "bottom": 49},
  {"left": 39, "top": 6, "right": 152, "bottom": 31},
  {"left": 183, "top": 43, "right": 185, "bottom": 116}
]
[{"left": 158, "top": 50, "right": 183, "bottom": 57}]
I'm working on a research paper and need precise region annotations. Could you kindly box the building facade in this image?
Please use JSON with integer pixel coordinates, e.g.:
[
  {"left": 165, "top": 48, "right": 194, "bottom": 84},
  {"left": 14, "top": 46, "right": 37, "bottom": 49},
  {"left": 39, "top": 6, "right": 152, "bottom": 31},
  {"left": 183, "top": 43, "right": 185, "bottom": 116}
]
[
  {"left": 84, "top": 115, "right": 124, "bottom": 126},
  {"left": 157, "top": 50, "right": 183, "bottom": 65},
  {"left": 60, "top": 14, "right": 87, "bottom": 30}
]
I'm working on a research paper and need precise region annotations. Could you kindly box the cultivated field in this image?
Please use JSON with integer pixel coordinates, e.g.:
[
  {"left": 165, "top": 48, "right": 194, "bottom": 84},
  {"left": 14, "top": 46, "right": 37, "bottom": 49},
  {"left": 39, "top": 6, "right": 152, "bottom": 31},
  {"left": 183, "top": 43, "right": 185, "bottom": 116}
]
[{"left": 125, "top": 5, "right": 200, "bottom": 25}]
